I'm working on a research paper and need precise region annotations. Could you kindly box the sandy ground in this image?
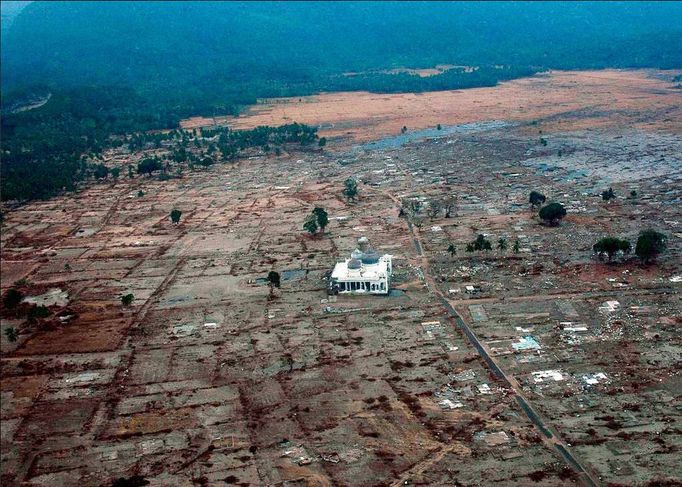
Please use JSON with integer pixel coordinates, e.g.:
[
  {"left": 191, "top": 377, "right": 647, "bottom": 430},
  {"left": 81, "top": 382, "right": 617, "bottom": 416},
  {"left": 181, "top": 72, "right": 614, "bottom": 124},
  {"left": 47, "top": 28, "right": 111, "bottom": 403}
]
[{"left": 181, "top": 70, "right": 682, "bottom": 143}]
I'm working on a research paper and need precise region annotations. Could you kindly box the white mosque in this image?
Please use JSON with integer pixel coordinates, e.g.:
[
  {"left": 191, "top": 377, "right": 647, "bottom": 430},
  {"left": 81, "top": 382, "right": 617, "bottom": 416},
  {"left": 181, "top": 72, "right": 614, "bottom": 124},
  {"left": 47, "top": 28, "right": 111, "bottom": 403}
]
[{"left": 328, "top": 237, "right": 393, "bottom": 295}]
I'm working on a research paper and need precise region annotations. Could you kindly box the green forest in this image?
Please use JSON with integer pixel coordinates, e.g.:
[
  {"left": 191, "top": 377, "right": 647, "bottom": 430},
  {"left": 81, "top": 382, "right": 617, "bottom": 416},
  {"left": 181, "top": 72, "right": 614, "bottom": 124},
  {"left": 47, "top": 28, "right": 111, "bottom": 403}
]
[{"left": 2, "top": 1, "right": 681, "bottom": 201}]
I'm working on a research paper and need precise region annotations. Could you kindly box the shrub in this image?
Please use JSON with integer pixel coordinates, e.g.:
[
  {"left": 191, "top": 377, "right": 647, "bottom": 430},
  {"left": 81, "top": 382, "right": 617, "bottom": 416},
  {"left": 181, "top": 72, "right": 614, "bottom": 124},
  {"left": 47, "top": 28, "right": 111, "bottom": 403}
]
[
  {"left": 602, "top": 187, "right": 616, "bottom": 201},
  {"left": 593, "top": 236, "right": 631, "bottom": 262},
  {"left": 343, "top": 178, "right": 358, "bottom": 201},
  {"left": 4, "top": 327, "right": 18, "bottom": 342},
  {"left": 529, "top": 190, "right": 546, "bottom": 206},
  {"left": 538, "top": 202, "right": 566, "bottom": 226},
  {"left": 3, "top": 289, "right": 23, "bottom": 309},
  {"left": 635, "top": 229, "right": 667, "bottom": 264},
  {"left": 170, "top": 209, "right": 182, "bottom": 224}
]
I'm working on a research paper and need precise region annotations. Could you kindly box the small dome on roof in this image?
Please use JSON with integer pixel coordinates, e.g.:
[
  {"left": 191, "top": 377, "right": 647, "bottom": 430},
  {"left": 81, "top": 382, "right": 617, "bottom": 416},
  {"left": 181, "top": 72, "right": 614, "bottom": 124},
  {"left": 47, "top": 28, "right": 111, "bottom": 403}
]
[
  {"left": 361, "top": 250, "right": 380, "bottom": 264},
  {"left": 351, "top": 249, "right": 363, "bottom": 260},
  {"left": 357, "top": 236, "right": 370, "bottom": 252},
  {"left": 348, "top": 258, "right": 362, "bottom": 269}
]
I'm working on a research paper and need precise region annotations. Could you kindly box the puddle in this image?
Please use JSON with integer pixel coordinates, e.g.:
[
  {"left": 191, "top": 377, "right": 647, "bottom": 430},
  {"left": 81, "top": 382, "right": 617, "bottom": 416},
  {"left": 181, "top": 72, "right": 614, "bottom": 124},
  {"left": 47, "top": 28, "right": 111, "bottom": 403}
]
[
  {"left": 23, "top": 288, "right": 69, "bottom": 307},
  {"left": 355, "top": 120, "right": 514, "bottom": 151}
]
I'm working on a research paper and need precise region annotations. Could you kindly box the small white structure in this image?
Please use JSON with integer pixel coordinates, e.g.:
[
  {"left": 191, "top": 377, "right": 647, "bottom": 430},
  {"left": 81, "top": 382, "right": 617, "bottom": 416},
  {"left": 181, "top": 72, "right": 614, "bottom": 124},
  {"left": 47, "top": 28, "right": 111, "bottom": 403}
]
[{"left": 329, "top": 237, "right": 392, "bottom": 295}]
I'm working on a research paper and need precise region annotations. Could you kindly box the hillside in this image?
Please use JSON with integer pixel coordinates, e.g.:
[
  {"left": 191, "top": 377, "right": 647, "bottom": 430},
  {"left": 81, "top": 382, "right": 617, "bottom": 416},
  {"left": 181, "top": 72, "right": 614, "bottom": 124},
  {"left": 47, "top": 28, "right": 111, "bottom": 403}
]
[
  {"left": 1, "top": 1, "right": 682, "bottom": 202},
  {"left": 3, "top": 2, "right": 682, "bottom": 99}
]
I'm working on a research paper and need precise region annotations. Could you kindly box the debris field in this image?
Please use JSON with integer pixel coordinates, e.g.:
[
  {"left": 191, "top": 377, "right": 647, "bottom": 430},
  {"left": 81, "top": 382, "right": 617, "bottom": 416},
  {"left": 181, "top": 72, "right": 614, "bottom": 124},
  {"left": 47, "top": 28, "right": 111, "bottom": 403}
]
[{"left": 1, "top": 69, "right": 681, "bottom": 486}]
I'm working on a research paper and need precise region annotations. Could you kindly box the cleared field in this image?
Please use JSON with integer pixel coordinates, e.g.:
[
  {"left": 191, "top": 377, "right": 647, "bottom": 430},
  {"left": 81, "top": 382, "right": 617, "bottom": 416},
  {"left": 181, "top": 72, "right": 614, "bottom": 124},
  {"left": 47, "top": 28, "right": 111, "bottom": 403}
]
[{"left": 181, "top": 70, "right": 682, "bottom": 143}]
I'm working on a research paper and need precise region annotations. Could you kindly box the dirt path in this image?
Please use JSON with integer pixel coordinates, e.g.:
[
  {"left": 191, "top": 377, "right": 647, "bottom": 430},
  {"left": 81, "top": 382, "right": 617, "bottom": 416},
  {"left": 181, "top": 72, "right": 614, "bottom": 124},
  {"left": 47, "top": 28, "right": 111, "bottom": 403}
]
[
  {"left": 371, "top": 169, "right": 601, "bottom": 487},
  {"left": 447, "top": 287, "right": 674, "bottom": 306},
  {"left": 389, "top": 442, "right": 469, "bottom": 487}
]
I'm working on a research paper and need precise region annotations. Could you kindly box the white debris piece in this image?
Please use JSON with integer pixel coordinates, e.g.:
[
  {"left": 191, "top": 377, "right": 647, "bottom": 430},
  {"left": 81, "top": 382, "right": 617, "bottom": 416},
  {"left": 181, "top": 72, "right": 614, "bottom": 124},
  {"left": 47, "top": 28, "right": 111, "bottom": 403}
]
[
  {"left": 64, "top": 372, "right": 100, "bottom": 384},
  {"left": 532, "top": 369, "right": 564, "bottom": 383},
  {"left": 564, "top": 326, "right": 588, "bottom": 332},
  {"left": 583, "top": 372, "right": 608, "bottom": 385},
  {"left": 203, "top": 322, "right": 219, "bottom": 329},
  {"left": 599, "top": 300, "right": 620, "bottom": 313},
  {"left": 477, "top": 383, "right": 492, "bottom": 394},
  {"left": 439, "top": 399, "right": 464, "bottom": 409},
  {"left": 431, "top": 226, "right": 442, "bottom": 232}
]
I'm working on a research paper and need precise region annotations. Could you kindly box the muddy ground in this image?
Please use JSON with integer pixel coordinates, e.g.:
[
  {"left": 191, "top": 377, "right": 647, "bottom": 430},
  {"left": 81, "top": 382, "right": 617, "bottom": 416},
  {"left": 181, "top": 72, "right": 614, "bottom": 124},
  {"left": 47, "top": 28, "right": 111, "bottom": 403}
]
[{"left": 1, "top": 69, "right": 680, "bottom": 486}]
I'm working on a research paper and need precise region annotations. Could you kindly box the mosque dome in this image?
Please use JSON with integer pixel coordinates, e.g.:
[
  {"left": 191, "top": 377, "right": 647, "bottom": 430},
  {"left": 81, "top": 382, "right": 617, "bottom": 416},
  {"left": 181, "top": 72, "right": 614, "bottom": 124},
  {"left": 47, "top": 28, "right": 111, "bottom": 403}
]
[
  {"left": 351, "top": 249, "right": 363, "bottom": 260},
  {"left": 360, "top": 249, "right": 380, "bottom": 264},
  {"left": 348, "top": 258, "right": 362, "bottom": 269}
]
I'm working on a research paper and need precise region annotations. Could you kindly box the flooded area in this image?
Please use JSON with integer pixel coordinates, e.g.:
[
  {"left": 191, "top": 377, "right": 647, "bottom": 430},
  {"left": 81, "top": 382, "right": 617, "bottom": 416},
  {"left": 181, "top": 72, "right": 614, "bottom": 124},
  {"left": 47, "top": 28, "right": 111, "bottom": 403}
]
[{"left": 356, "top": 120, "right": 515, "bottom": 151}]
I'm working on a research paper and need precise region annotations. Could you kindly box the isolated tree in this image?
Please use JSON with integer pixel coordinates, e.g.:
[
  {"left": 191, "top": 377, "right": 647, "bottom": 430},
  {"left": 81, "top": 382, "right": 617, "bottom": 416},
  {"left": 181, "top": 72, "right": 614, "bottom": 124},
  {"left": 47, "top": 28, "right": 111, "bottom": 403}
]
[
  {"left": 513, "top": 239, "right": 520, "bottom": 253},
  {"left": 428, "top": 199, "right": 442, "bottom": 218},
  {"left": 629, "top": 190, "right": 638, "bottom": 199},
  {"left": 593, "top": 237, "right": 631, "bottom": 262},
  {"left": 137, "top": 158, "right": 163, "bottom": 175},
  {"left": 443, "top": 196, "right": 456, "bottom": 218},
  {"left": 318, "top": 137, "right": 327, "bottom": 148},
  {"left": 267, "top": 271, "right": 281, "bottom": 298},
  {"left": 343, "top": 178, "right": 358, "bottom": 201},
  {"left": 529, "top": 191, "right": 546, "bottom": 207},
  {"left": 602, "top": 187, "right": 616, "bottom": 202},
  {"left": 27, "top": 305, "right": 50, "bottom": 321},
  {"left": 4, "top": 327, "right": 18, "bottom": 343},
  {"left": 93, "top": 164, "right": 109, "bottom": 180},
  {"left": 303, "top": 214, "right": 318, "bottom": 234},
  {"left": 313, "top": 207, "right": 329, "bottom": 232},
  {"left": 3, "top": 288, "right": 23, "bottom": 309},
  {"left": 408, "top": 199, "right": 422, "bottom": 214},
  {"left": 437, "top": 124, "right": 442, "bottom": 130},
  {"left": 121, "top": 293, "right": 134, "bottom": 306},
  {"left": 465, "top": 234, "right": 493, "bottom": 253},
  {"left": 635, "top": 230, "right": 667, "bottom": 264},
  {"left": 498, "top": 238, "right": 508, "bottom": 251},
  {"left": 471, "top": 234, "right": 492, "bottom": 251},
  {"left": 137, "top": 190, "right": 145, "bottom": 198},
  {"left": 538, "top": 202, "right": 567, "bottom": 226},
  {"left": 401, "top": 126, "right": 408, "bottom": 134},
  {"left": 128, "top": 165, "right": 134, "bottom": 179},
  {"left": 199, "top": 156, "right": 214, "bottom": 168},
  {"left": 267, "top": 271, "right": 281, "bottom": 289},
  {"left": 111, "top": 167, "right": 121, "bottom": 179},
  {"left": 170, "top": 209, "right": 182, "bottom": 224},
  {"left": 447, "top": 243, "right": 456, "bottom": 257}
]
